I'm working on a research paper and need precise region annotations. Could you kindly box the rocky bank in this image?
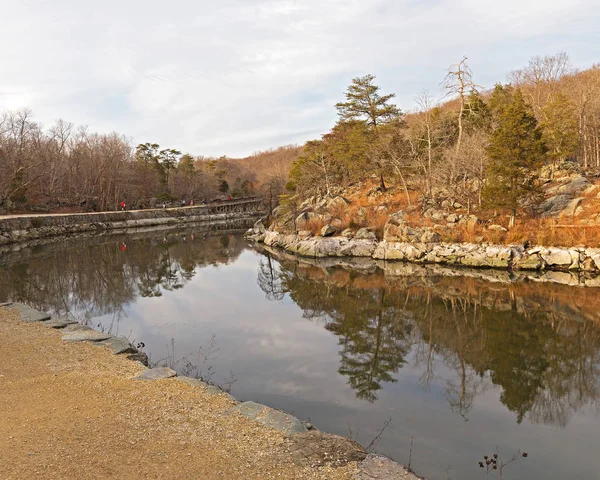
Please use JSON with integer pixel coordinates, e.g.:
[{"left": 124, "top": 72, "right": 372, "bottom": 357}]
[{"left": 246, "top": 211, "right": 600, "bottom": 286}]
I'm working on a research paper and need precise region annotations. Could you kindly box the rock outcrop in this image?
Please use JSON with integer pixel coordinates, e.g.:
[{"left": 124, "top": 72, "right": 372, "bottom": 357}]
[{"left": 251, "top": 230, "right": 600, "bottom": 280}]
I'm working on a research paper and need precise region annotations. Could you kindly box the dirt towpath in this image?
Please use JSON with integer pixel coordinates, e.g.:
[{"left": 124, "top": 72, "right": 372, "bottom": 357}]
[{"left": 0, "top": 308, "right": 357, "bottom": 480}]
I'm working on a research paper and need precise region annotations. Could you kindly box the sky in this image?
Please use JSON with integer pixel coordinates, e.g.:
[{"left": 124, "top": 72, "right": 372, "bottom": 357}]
[{"left": 1, "top": 0, "right": 599, "bottom": 157}]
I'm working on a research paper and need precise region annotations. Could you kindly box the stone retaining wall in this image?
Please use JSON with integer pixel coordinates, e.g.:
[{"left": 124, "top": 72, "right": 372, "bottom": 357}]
[
  {"left": 0, "top": 206, "right": 263, "bottom": 245},
  {"left": 247, "top": 229, "right": 600, "bottom": 285}
]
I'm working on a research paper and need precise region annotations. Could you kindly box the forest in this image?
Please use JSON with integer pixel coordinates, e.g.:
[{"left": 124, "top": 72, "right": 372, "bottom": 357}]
[
  {"left": 0, "top": 113, "right": 298, "bottom": 212},
  {"left": 1, "top": 52, "right": 599, "bottom": 220},
  {"left": 287, "top": 53, "right": 600, "bottom": 217}
]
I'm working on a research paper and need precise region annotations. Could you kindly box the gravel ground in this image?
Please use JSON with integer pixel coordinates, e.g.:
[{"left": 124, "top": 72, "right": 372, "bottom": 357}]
[{"left": 0, "top": 308, "right": 357, "bottom": 479}]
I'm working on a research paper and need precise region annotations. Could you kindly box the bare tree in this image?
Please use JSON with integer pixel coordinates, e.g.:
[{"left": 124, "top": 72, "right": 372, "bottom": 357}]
[{"left": 443, "top": 57, "right": 477, "bottom": 157}]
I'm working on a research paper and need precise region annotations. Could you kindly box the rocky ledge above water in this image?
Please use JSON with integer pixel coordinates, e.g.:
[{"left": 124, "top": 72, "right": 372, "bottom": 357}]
[{"left": 246, "top": 219, "right": 600, "bottom": 285}]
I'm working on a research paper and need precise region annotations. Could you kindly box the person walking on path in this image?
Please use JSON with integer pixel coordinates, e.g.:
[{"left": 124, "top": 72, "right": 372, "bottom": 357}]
[{"left": 120, "top": 201, "right": 126, "bottom": 211}]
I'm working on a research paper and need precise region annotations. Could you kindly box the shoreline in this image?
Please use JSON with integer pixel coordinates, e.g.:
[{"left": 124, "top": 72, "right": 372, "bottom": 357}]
[
  {"left": 0, "top": 200, "right": 265, "bottom": 246},
  {"left": 0, "top": 218, "right": 255, "bottom": 266},
  {"left": 246, "top": 229, "right": 600, "bottom": 287},
  {"left": 0, "top": 302, "right": 420, "bottom": 480}
]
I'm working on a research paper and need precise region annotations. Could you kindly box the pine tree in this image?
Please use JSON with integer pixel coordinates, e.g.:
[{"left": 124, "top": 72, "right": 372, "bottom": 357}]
[
  {"left": 483, "top": 90, "right": 546, "bottom": 219},
  {"left": 335, "top": 74, "right": 401, "bottom": 190},
  {"left": 540, "top": 93, "right": 579, "bottom": 177},
  {"left": 335, "top": 74, "right": 400, "bottom": 128}
]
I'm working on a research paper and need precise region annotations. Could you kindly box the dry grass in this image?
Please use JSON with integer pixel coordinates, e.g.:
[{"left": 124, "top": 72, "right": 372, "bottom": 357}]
[
  {"left": 304, "top": 217, "right": 328, "bottom": 236},
  {"left": 435, "top": 218, "right": 600, "bottom": 248},
  {"left": 364, "top": 210, "right": 389, "bottom": 239}
]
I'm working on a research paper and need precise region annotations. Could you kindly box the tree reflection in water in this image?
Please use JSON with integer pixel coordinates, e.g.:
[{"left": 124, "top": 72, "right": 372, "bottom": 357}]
[
  {"left": 1, "top": 232, "right": 600, "bottom": 429},
  {"left": 0, "top": 230, "right": 247, "bottom": 328},
  {"left": 257, "top": 251, "right": 600, "bottom": 427}
]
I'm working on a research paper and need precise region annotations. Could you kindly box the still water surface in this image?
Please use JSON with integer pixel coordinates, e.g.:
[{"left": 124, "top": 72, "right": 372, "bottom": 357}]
[{"left": 1, "top": 227, "right": 599, "bottom": 480}]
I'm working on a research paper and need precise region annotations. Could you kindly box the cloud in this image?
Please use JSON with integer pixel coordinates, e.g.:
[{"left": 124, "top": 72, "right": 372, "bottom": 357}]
[{"left": 1, "top": 0, "right": 598, "bottom": 156}]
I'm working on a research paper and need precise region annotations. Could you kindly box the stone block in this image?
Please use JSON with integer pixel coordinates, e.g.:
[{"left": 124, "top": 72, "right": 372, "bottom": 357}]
[{"left": 135, "top": 367, "right": 177, "bottom": 380}]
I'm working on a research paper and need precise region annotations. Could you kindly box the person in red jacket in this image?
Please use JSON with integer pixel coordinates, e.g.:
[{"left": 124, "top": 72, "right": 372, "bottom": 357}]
[{"left": 120, "top": 201, "right": 126, "bottom": 211}]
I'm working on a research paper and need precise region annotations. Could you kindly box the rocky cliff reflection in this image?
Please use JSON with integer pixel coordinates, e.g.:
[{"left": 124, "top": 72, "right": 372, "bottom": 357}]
[{"left": 257, "top": 249, "right": 600, "bottom": 427}]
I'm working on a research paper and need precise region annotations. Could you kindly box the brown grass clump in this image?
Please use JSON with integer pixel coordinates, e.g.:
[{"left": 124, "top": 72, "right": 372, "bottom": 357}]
[
  {"left": 364, "top": 210, "right": 389, "bottom": 239},
  {"left": 304, "top": 217, "right": 328, "bottom": 236}
]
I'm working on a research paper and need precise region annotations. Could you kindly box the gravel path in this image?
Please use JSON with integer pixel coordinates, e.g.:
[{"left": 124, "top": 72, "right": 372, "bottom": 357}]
[{"left": 0, "top": 308, "right": 356, "bottom": 479}]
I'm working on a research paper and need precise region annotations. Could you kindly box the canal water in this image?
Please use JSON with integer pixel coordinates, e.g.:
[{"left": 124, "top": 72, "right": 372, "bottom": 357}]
[{"left": 1, "top": 227, "right": 599, "bottom": 479}]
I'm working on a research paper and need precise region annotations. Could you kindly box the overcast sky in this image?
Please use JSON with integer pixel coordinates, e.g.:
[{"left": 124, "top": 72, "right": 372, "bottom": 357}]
[{"left": 1, "top": 0, "right": 599, "bottom": 157}]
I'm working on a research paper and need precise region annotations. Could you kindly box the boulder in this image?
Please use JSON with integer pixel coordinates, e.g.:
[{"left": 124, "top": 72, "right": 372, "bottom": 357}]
[
  {"left": 63, "top": 324, "right": 94, "bottom": 332},
  {"left": 315, "top": 238, "right": 347, "bottom": 257},
  {"left": 339, "top": 240, "right": 377, "bottom": 257},
  {"left": 295, "top": 212, "right": 326, "bottom": 230},
  {"left": 135, "top": 367, "right": 177, "bottom": 381},
  {"left": 252, "top": 219, "right": 266, "bottom": 234},
  {"left": 341, "top": 228, "right": 354, "bottom": 239},
  {"left": 383, "top": 224, "right": 420, "bottom": 243},
  {"left": 300, "top": 196, "right": 314, "bottom": 210},
  {"left": 431, "top": 211, "right": 445, "bottom": 222},
  {"left": 514, "top": 253, "right": 542, "bottom": 270},
  {"left": 176, "top": 377, "right": 237, "bottom": 403},
  {"left": 331, "top": 218, "right": 345, "bottom": 230},
  {"left": 229, "top": 401, "right": 308, "bottom": 435},
  {"left": 285, "top": 431, "right": 367, "bottom": 468},
  {"left": 420, "top": 230, "right": 442, "bottom": 243},
  {"left": 546, "top": 176, "right": 591, "bottom": 196},
  {"left": 446, "top": 213, "right": 459, "bottom": 223},
  {"left": 320, "top": 225, "right": 337, "bottom": 237},
  {"left": 488, "top": 224, "right": 507, "bottom": 232},
  {"left": 540, "top": 248, "right": 574, "bottom": 268},
  {"left": 4, "top": 303, "right": 51, "bottom": 323},
  {"left": 41, "top": 319, "right": 78, "bottom": 329},
  {"left": 538, "top": 194, "right": 572, "bottom": 217},
  {"left": 95, "top": 336, "right": 138, "bottom": 355},
  {"left": 355, "top": 454, "right": 422, "bottom": 480},
  {"left": 327, "top": 196, "right": 348, "bottom": 210},
  {"left": 62, "top": 330, "right": 113, "bottom": 343},
  {"left": 373, "top": 243, "right": 426, "bottom": 261},
  {"left": 127, "top": 352, "right": 149, "bottom": 366},
  {"left": 585, "top": 248, "right": 600, "bottom": 271},
  {"left": 559, "top": 197, "right": 584, "bottom": 217},
  {"left": 354, "top": 228, "right": 377, "bottom": 241},
  {"left": 387, "top": 211, "right": 405, "bottom": 226},
  {"left": 297, "top": 230, "right": 313, "bottom": 240}
]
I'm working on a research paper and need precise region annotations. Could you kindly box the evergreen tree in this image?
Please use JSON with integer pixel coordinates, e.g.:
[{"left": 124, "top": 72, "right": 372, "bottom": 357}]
[
  {"left": 483, "top": 90, "right": 546, "bottom": 218},
  {"left": 540, "top": 93, "right": 579, "bottom": 177},
  {"left": 487, "top": 84, "right": 515, "bottom": 127},
  {"left": 335, "top": 74, "right": 402, "bottom": 190},
  {"left": 335, "top": 74, "right": 400, "bottom": 128},
  {"left": 463, "top": 89, "right": 491, "bottom": 133},
  {"left": 218, "top": 179, "right": 229, "bottom": 193}
]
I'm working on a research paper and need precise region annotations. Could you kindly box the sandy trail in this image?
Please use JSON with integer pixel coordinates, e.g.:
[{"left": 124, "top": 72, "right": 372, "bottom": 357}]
[{"left": 0, "top": 308, "right": 355, "bottom": 480}]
